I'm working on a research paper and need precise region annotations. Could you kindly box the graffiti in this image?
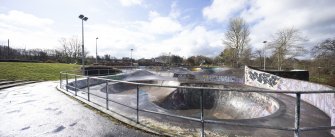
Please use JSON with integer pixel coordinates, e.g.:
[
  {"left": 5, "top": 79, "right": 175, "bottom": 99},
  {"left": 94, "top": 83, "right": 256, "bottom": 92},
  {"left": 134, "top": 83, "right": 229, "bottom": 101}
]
[
  {"left": 173, "top": 74, "right": 196, "bottom": 79},
  {"left": 248, "top": 71, "right": 280, "bottom": 87}
]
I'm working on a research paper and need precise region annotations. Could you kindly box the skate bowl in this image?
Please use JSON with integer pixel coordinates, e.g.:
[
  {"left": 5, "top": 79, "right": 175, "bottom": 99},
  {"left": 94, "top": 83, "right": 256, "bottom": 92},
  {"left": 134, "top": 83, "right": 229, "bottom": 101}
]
[
  {"left": 59, "top": 67, "right": 334, "bottom": 137},
  {"left": 103, "top": 80, "right": 280, "bottom": 120}
]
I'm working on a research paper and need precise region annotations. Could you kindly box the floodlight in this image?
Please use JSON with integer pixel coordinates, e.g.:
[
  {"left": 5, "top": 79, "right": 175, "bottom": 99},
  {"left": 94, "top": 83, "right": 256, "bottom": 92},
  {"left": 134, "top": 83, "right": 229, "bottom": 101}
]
[{"left": 79, "top": 14, "right": 84, "bottom": 19}]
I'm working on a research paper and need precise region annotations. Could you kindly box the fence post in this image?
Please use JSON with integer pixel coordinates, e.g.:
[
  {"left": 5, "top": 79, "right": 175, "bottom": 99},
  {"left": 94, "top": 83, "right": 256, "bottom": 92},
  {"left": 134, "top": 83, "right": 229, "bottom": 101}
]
[
  {"left": 108, "top": 69, "right": 110, "bottom": 75},
  {"left": 98, "top": 69, "right": 100, "bottom": 76},
  {"left": 87, "top": 77, "right": 90, "bottom": 101},
  {"left": 137, "top": 85, "right": 139, "bottom": 124},
  {"left": 200, "top": 89, "right": 205, "bottom": 137},
  {"left": 106, "top": 80, "right": 109, "bottom": 110},
  {"left": 66, "top": 74, "right": 68, "bottom": 92},
  {"left": 75, "top": 75, "right": 77, "bottom": 96},
  {"left": 294, "top": 93, "right": 301, "bottom": 137}
]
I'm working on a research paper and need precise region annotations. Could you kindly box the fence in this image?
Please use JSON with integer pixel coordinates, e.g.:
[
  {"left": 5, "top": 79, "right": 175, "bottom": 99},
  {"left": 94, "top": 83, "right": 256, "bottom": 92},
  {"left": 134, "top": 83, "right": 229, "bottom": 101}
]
[{"left": 59, "top": 69, "right": 335, "bottom": 137}]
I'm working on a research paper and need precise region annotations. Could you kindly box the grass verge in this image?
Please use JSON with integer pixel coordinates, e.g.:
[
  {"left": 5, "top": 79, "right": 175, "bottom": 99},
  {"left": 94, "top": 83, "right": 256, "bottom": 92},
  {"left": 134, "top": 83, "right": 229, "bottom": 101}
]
[{"left": 0, "top": 62, "right": 80, "bottom": 81}]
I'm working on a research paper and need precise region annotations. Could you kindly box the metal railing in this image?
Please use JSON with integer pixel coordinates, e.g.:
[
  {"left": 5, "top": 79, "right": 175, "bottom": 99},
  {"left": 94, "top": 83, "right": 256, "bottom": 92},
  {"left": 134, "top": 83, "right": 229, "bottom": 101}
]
[{"left": 59, "top": 70, "right": 335, "bottom": 137}]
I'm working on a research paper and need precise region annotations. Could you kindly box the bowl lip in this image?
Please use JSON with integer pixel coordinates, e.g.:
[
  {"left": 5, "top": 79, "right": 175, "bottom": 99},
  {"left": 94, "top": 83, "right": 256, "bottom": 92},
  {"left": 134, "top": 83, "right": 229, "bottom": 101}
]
[
  {"left": 156, "top": 81, "right": 286, "bottom": 122},
  {"left": 102, "top": 80, "right": 286, "bottom": 122}
]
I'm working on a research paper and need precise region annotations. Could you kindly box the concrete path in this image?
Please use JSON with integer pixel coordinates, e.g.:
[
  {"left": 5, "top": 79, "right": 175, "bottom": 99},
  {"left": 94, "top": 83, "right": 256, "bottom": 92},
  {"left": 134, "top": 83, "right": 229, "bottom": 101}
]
[{"left": 0, "top": 81, "right": 157, "bottom": 137}]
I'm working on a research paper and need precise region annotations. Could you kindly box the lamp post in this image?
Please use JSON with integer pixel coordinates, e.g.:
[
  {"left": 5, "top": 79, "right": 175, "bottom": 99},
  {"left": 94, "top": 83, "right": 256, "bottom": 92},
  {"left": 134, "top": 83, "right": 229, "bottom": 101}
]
[
  {"left": 318, "top": 66, "right": 321, "bottom": 82},
  {"left": 96, "top": 37, "right": 98, "bottom": 64},
  {"left": 79, "top": 14, "right": 88, "bottom": 75},
  {"left": 263, "top": 41, "right": 267, "bottom": 70},
  {"left": 130, "top": 49, "right": 133, "bottom": 67},
  {"left": 169, "top": 52, "right": 171, "bottom": 67}
]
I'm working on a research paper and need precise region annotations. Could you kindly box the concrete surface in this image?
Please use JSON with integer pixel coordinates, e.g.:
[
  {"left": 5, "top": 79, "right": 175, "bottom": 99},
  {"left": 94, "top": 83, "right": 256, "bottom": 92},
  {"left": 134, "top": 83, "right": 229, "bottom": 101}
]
[
  {"left": 0, "top": 81, "right": 157, "bottom": 137},
  {"left": 63, "top": 69, "right": 333, "bottom": 137},
  {"left": 245, "top": 66, "right": 335, "bottom": 135}
]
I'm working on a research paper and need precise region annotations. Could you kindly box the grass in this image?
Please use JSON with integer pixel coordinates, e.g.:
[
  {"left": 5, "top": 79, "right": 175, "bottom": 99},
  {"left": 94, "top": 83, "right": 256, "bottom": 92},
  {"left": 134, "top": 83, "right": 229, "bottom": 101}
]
[
  {"left": 0, "top": 62, "right": 80, "bottom": 81},
  {"left": 310, "top": 75, "right": 335, "bottom": 87}
]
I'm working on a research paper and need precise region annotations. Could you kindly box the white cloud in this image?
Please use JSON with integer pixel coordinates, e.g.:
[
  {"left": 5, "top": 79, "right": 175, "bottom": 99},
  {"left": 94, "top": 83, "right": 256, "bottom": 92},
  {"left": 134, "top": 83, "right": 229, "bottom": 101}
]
[
  {"left": 0, "top": 10, "right": 59, "bottom": 49},
  {"left": 203, "top": 0, "right": 247, "bottom": 22},
  {"left": 84, "top": 22, "right": 223, "bottom": 59},
  {"left": 119, "top": 0, "right": 143, "bottom": 7},
  {"left": 169, "top": 1, "right": 181, "bottom": 19},
  {"left": 158, "top": 26, "right": 224, "bottom": 57},
  {"left": 0, "top": 10, "right": 53, "bottom": 31},
  {"left": 138, "top": 10, "right": 182, "bottom": 35},
  {"left": 203, "top": 0, "right": 335, "bottom": 54},
  {"left": 241, "top": 0, "right": 335, "bottom": 50},
  {"left": 146, "top": 16, "right": 182, "bottom": 34}
]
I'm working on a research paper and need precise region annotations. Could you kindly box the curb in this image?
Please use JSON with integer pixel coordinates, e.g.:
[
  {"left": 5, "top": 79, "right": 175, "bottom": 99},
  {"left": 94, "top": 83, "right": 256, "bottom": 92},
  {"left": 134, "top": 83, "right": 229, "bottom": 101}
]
[{"left": 56, "top": 85, "right": 174, "bottom": 137}]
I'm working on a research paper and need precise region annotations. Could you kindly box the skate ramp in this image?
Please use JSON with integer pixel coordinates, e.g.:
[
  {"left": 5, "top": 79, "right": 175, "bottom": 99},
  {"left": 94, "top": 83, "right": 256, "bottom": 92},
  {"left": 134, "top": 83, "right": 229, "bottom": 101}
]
[{"left": 155, "top": 83, "right": 280, "bottom": 120}]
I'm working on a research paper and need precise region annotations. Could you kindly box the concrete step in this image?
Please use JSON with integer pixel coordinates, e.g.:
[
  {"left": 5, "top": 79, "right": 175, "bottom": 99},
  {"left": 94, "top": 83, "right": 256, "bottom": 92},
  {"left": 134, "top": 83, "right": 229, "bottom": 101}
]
[
  {"left": 0, "top": 81, "right": 38, "bottom": 90},
  {"left": 0, "top": 80, "right": 25, "bottom": 86}
]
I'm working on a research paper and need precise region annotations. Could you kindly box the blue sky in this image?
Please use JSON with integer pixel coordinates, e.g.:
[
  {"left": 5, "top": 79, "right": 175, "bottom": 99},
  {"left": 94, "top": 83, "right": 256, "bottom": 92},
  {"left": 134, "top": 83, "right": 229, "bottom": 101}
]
[{"left": 0, "top": 0, "right": 334, "bottom": 59}]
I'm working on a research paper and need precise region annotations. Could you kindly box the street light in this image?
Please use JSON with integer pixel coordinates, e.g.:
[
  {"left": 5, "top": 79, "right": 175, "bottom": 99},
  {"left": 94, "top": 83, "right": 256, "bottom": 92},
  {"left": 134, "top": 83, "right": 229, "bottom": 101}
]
[
  {"left": 263, "top": 41, "right": 267, "bottom": 70},
  {"left": 96, "top": 37, "right": 98, "bottom": 64},
  {"left": 130, "top": 49, "right": 133, "bottom": 67},
  {"left": 79, "top": 14, "right": 88, "bottom": 75},
  {"left": 318, "top": 66, "right": 322, "bottom": 82},
  {"left": 169, "top": 52, "right": 171, "bottom": 67}
]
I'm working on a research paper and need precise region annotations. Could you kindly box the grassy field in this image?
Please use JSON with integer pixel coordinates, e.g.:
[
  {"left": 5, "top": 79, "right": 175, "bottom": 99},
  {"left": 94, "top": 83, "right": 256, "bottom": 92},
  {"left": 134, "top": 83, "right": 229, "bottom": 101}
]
[{"left": 0, "top": 62, "right": 80, "bottom": 81}]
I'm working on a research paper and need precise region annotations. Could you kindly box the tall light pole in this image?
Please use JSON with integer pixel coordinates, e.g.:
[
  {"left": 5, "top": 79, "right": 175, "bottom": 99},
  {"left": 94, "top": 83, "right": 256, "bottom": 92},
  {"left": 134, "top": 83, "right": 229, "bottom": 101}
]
[
  {"left": 130, "top": 49, "right": 133, "bottom": 66},
  {"left": 169, "top": 52, "right": 171, "bottom": 67},
  {"left": 96, "top": 37, "right": 98, "bottom": 64},
  {"left": 7, "top": 39, "right": 9, "bottom": 59},
  {"left": 79, "top": 14, "right": 88, "bottom": 75},
  {"left": 263, "top": 41, "right": 267, "bottom": 70}
]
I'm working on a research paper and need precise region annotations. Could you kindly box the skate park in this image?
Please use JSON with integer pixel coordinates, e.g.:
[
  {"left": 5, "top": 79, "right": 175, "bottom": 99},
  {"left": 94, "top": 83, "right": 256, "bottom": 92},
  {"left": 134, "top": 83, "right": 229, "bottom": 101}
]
[{"left": 58, "top": 66, "right": 335, "bottom": 137}]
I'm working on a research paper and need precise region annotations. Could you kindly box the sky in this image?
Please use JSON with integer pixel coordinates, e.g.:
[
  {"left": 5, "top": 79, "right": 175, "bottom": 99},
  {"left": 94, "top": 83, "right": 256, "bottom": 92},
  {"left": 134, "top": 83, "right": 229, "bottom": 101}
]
[{"left": 0, "top": 0, "right": 334, "bottom": 59}]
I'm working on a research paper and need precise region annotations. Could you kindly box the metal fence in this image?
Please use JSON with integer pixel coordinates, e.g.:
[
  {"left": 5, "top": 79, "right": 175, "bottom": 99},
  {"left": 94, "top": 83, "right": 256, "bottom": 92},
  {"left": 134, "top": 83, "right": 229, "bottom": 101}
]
[{"left": 59, "top": 70, "right": 335, "bottom": 137}]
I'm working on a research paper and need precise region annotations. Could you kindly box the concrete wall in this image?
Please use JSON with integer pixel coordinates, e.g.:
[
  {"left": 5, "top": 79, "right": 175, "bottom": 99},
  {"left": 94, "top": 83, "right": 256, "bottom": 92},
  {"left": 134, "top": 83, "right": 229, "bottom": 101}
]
[{"left": 244, "top": 66, "right": 335, "bottom": 135}]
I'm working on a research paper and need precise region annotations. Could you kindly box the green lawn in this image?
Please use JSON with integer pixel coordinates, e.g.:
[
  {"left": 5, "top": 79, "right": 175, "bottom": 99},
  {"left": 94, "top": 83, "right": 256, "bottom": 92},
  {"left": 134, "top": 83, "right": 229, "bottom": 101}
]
[{"left": 0, "top": 62, "right": 80, "bottom": 81}]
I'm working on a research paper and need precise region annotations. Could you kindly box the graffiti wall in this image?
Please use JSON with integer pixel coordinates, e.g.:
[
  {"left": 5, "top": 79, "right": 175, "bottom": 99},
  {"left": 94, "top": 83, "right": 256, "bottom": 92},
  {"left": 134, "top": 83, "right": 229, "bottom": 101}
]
[{"left": 245, "top": 66, "right": 335, "bottom": 135}]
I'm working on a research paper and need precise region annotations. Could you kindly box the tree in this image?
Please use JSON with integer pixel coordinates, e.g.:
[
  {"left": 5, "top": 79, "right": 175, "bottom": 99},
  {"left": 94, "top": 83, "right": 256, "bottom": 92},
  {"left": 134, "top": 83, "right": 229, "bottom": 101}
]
[
  {"left": 254, "top": 49, "right": 263, "bottom": 68},
  {"left": 223, "top": 17, "right": 250, "bottom": 67},
  {"left": 170, "top": 55, "right": 183, "bottom": 66},
  {"left": 312, "top": 38, "right": 335, "bottom": 58},
  {"left": 219, "top": 48, "right": 234, "bottom": 67},
  {"left": 270, "top": 27, "right": 306, "bottom": 70},
  {"left": 186, "top": 56, "right": 196, "bottom": 66},
  {"left": 240, "top": 47, "right": 253, "bottom": 66},
  {"left": 312, "top": 38, "right": 335, "bottom": 75},
  {"left": 58, "top": 36, "right": 81, "bottom": 63}
]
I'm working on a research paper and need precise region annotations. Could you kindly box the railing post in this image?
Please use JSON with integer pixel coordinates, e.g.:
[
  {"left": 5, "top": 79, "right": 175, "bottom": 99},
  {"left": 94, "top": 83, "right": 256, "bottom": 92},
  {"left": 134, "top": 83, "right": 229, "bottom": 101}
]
[
  {"left": 75, "top": 75, "right": 77, "bottom": 96},
  {"left": 59, "top": 73, "right": 62, "bottom": 88},
  {"left": 294, "top": 93, "right": 301, "bottom": 137},
  {"left": 66, "top": 73, "right": 68, "bottom": 92},
  {"left": 200, "top": 89, "right": 205, "bottom": 137},
  {"left": 137, "top": 85, "right": 139, "bottom": 124},
  {"left": 106, "top": 80, "right": 109, "bottom": 110},
  {"left": 98, "top": 69, "right": 100, "bottom": 76},
  {"left": 87, "top": 77, "right": 90, "bottom": 101},
  {"left": 108, "top": 69, "right": 110, "bottom": 75}
]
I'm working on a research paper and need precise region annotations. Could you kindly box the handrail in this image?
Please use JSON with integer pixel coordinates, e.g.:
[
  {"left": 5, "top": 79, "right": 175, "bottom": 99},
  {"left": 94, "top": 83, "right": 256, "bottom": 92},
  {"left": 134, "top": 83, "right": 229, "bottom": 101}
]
[
  {"left": 59, "top": 70, "right": 335, "bottom": 137},
  {"left": 60, "top": 71, "right": 335, "bottom": 94}
]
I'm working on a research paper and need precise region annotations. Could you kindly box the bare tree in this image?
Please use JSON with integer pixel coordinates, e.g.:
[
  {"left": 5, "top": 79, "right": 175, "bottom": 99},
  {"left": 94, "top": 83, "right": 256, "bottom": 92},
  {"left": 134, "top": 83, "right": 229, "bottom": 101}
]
[
  {"left": 58, "top": 36, "right": 81, "bottom": 63},
  {"left": 312, "top": 38, "right": 335, "bottom": 75},
  {"left": 223, "top": 17, "right": 250, "bottom": 67},
  {"left": 270, "top": 27, "right": 306, "bottom": 70},
  {"left": 254, "top": 49, "right": 263, "bottom": 68}
]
